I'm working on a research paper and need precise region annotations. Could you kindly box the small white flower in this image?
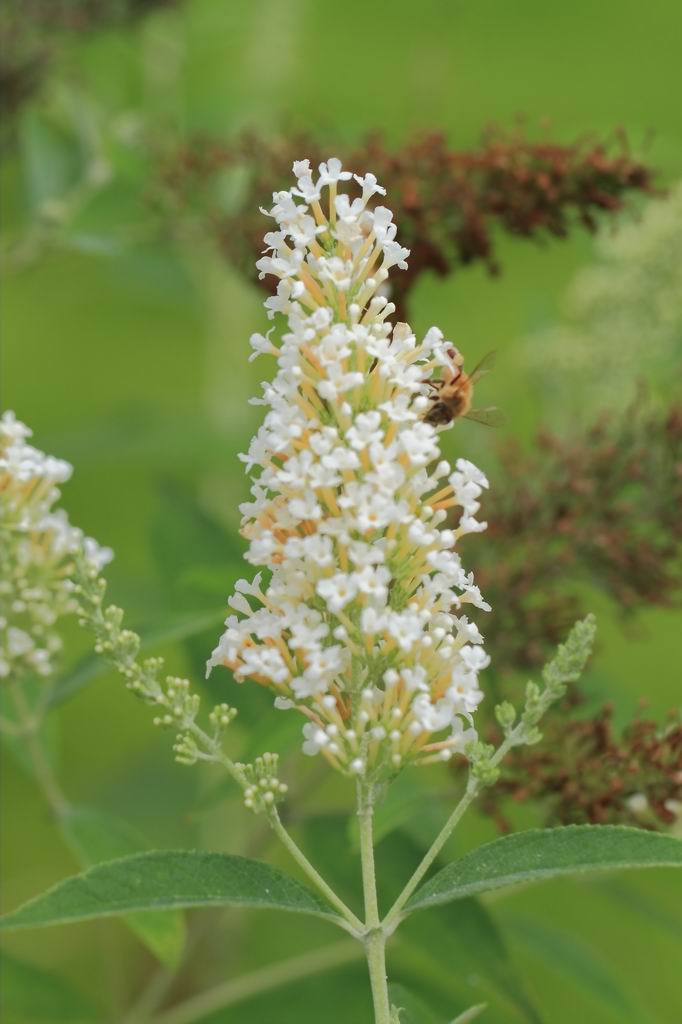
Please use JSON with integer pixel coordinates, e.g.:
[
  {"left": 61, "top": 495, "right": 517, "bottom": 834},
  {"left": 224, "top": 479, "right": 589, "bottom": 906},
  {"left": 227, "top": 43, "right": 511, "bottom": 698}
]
[
  {"left": 249, "top": 329, "right": 277, "bottom": 362},
  {"left": 399, "top": 423, "right": 440, "bottom": 466},
  {"left": 353, "top": 172, "right": 386, "bottom": 201},
  {"left": 318, "top": 157, "right": 352, "bottom": 187},
  {"left": 372, "top": 206, "right": 396, "bottom": 243},
  {"left": 317, "top": 573, "right": 358, "bottom": 613},
  {"left": 302, "top": 722, "right": 330, "bottom": 756},
  {"left": 354, "top": 566, "right": 391, "bottom": 603},
  {"left": 346, "top": 412, "right": 384, "bottom": 451},
  {"left": 460, "top": 645, "right": 491, "bottom": 672}
]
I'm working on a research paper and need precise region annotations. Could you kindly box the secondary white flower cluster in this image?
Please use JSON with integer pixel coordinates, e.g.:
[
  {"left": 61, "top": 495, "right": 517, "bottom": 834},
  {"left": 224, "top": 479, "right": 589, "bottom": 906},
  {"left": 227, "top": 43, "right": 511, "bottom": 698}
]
[
  {"left": 208, "top": 159, "right": 491, "bottom": 780},
  {"left": 0, "top": 411, "right": 112, "bottom": 682}
]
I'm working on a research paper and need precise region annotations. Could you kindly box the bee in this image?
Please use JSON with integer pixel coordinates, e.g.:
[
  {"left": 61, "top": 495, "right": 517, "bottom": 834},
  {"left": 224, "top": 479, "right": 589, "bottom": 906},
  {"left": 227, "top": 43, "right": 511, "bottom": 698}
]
[{"left": 424, "top": 348, "right": 500, "bottom": 428}]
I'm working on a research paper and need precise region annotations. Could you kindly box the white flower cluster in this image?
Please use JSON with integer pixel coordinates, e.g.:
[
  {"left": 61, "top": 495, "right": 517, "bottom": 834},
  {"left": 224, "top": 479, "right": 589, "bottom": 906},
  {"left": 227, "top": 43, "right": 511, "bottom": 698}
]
[
  {"left": 0, "top": 411, "right": 112, "bottom": 682},
  {"left": 208, "top": 159, "right": 491, "bottom": 780}
]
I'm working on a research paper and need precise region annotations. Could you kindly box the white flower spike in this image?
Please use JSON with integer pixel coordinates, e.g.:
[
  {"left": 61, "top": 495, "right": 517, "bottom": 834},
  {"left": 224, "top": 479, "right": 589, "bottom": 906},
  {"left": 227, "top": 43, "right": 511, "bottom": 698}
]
[
  {"left": 0, "top": 411, "right": 112, "bottom": 682},
  {"left": 208, "top": 158, "right": 490, "bottom": 781}
]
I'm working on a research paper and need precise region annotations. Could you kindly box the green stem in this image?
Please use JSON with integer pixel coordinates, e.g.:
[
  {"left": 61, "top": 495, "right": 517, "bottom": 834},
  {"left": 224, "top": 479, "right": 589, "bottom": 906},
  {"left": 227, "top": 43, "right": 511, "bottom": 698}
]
[
  {"left": 9, "top": 682, "right": 70, "bottom": 819},
  {"left": 383, "top": 728, "right": 522, "bottom": 931},
  {"left": 357, "top": 782, "right": 391, "bottom": 1024},
  {"left": 150, "top": 941, "right": 360, "bottom": 1024},
  {"left": 269, "top": 810, "right": 364, "bottom": 935},
  {"left": 383, "top": 781, "right": 478, "bottom": 931}
]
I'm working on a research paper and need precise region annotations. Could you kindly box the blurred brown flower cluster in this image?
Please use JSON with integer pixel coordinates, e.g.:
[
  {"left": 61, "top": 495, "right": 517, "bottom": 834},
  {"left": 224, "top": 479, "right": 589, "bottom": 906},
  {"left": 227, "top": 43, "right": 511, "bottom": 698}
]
[
  {"left": 0, "top": 0, "right": 175, "bottom": 120},
  {"left": 480, "top": 703, "right": 682, "bottom": 832},
  {"left": 461, "top": 402, "right": 682, "bottom": 832},
  {"left": 155, "top": 129, "right": 654, "bottom": 319},
  {"left": 475, "top": 402, "right": 682, "bottom": 672}
]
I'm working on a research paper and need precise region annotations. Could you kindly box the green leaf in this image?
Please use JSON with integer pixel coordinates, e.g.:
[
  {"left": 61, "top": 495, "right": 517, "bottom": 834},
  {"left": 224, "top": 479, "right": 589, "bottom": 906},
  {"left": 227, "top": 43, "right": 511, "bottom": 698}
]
[
  {"left": 60, "top": 808, "right": 186, "bottom": 969},
  {"left": 0, "top": 952, "right": 98, "bottom": 1021},
  {"left": 0, "top": 851, "right": 337, "bottom": 932},
  {"left": 407, "top": 826, "right": 682, "bottom": 912},
  {"left": 48, "top": 607, "right": 225, "bottom": 707},
  {"left": 389, "top": 982, "right": 442, "bottom": 1023}
]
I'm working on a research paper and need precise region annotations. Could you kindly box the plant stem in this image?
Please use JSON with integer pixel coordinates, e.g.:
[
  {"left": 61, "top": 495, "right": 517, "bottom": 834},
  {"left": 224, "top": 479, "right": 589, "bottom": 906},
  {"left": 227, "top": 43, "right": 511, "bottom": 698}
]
[
  {"left": 383, "top": 781, "right": 478, "bottom": 931},
  {"left": 357, "top": 782, "right": 392, "bottom": 1024},
  {"left": 383, "top": 729, "right": 523, "bottom": 930},
  {"left": 269, "top": 809, "right": 364, "bottom": 934},
  {"left": 9, "top": 682, "right": 70, "bottom": 819},
  {"left": 150, "top": 940, "right": 360, "bottom": 1024}
]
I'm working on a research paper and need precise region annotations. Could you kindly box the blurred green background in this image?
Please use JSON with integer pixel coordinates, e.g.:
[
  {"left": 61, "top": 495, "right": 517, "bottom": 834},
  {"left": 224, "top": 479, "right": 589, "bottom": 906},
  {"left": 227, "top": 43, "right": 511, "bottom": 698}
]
[{"left": 2, "top": 2, "right": 681, "bottom": 1022}]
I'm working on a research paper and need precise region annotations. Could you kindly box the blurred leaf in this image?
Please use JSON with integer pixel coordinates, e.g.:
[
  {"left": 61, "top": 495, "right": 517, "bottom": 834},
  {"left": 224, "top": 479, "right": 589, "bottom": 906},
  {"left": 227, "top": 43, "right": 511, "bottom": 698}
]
[
  {"left": 597, "top": 877, "right": 682, "bottom": 941},
  {"left": 61, "top": 233, "right": 124, "bottom": 255},
  {"left": 182, "top": 960, "right": 370, "bottom": 1024},
  {"left": 0, "top": 952, "right": 98, "bottom": 1021},
  {"left": 48, "top": 607, "right": 225, "bottom": 708},
  {"left": 146, "top": 941, "right": 361, "bottom": 1024},
  {"left": 395, "top": 900, "right": 541, "bottom": 1024},
  {"left": 241, "top": 705, "right": 303, "bottom": 761},
  {"left": 61, "top": 807, "right": 186, "bottom": 969},
  {"left": 506, "top": 915, "right": 652, "bottom": 1023},
  {"left": 389, "top": 982, "right": 442, "bottom": 1023},
  {"left": 151, "top": 479, "right": 244, "bottom": 682},
  {"left": 19, "top": 111, "right": 80, "bottom": 211},
  {"left": 451, "top": 1006, "right": 487, "bottom": 1023},
  {"left": 0, "top": 851, "right": 338, "bottom": 932},
  {"left": 178, "top": 563, "right": 240, "bottom": 598},
  {"left": 60, "top": 806, "right": 152, "bottom": 865},
  {"left": 152, "top": 479, "right": 242, "bottom": 602},
  {"left": 407, "top": 827, "right": 682, "bottom": 912}
]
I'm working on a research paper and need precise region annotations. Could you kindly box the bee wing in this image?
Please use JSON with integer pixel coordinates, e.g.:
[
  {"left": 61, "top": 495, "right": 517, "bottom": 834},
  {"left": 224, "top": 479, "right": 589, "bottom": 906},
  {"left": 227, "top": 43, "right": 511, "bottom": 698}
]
[
  {"left": 464, "top": 405, "right": 504, "bottom": 427},
  {"left": 468, "top": 350, "right": 496, "bottom": 383}
]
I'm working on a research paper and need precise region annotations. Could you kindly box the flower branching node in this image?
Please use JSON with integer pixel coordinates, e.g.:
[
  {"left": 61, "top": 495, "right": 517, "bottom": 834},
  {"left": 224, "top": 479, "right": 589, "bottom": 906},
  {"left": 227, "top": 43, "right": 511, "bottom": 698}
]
[
  {"left": 467, "top": 740, "right": 500, "bottom": 788},
  {"left": 172, "top": 732, "right": 201, "bottom": 767},
  {"left": 494, "top": 700, "right": 517, "bottom": 734},
  {"left": 209, "top": 702, "right": 238, "bottom": 737},
  {"left": 236, "top": 753, "right": 288, "bottom": 814}
]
